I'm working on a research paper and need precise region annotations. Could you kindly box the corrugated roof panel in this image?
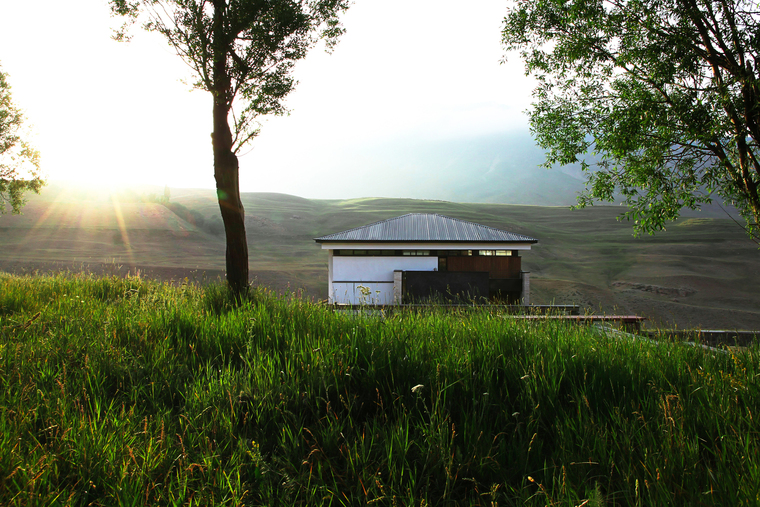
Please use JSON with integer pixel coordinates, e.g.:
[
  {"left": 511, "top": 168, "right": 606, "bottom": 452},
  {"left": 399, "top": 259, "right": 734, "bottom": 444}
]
[{"left": 314, "top": 213, "right": 538, "bottom": 243}]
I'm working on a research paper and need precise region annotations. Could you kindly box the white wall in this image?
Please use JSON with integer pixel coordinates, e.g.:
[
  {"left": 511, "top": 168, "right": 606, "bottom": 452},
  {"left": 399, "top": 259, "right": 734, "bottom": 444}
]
[
  {"left": 331, "top": 282, "right": 396, "bottom": 305},
  {"left": 330, "top": 256, "right": 438, "bottom": 304}
]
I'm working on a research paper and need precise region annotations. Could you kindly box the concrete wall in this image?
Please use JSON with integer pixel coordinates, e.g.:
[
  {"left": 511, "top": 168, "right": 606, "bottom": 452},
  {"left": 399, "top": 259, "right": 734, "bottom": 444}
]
[
  {"left": 330, "top": 256, "right": 438, "bottom": 304},
  {"left": 488, "top": 278, "right": 523, "bottom": 304}
]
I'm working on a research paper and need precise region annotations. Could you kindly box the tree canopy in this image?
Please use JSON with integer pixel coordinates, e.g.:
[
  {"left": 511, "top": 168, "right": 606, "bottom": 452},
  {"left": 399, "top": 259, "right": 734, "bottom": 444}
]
[
  {"left": 110, "top": 0, "right": 349, "bottom": 294},
  {"left": 502, "top": 0, "right": 760, "bottom": 239},
  {"left": 0, "top": 64, "right": 43, "bottom": 215}
]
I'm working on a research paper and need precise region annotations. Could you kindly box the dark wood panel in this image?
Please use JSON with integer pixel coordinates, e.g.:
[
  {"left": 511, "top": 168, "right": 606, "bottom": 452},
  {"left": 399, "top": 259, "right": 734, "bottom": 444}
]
[{"left": 447, "top": 256, "right": 521, "bottom": 279}]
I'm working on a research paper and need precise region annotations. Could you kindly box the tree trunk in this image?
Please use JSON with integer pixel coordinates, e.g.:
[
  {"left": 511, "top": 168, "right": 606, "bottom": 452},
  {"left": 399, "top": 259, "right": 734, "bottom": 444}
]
[
  {"left": 212, "top": 0, "right": 249, "bottom": 296},
  {"left": 213, "top": 107, "right": 249, "bottom": 296}
]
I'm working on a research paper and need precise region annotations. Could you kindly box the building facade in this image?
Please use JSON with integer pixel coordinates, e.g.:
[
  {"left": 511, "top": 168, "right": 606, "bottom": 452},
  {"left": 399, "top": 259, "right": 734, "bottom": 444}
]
[{"left": 315, "top": 214, "right": 538, "bottom": 305}]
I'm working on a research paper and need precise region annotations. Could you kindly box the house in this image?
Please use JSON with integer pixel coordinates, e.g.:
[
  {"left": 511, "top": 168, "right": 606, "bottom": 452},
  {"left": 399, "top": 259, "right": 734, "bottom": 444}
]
[{"left": 314, "top": 213, "right": 538, "bottom": 305}]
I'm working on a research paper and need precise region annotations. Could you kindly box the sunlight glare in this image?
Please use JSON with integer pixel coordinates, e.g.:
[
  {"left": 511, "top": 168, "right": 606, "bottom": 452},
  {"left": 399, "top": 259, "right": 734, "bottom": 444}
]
[{"left": 110, "top": 194, "right": 135, "bottom": 267}]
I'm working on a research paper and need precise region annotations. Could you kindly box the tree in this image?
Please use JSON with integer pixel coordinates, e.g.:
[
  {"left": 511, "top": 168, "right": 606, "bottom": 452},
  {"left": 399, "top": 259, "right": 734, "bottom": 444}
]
[
  {"left": 502, "top": 0, "right": 760, "bottom": 239},
  {"left": 0, "top": 64, "right": 43, "bottom": 215},
  {"left": 110, "top": 0, "right": 349, "bottom": 294}
]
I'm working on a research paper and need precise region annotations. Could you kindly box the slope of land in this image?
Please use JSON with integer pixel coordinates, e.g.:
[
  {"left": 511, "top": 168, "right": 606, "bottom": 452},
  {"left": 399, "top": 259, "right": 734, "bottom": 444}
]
[
  {"left": 2, "top": 275, "right": 757, "bottom": 505},
  {"left": 1, "top": 182, "right": 758, "bottom": 329}
]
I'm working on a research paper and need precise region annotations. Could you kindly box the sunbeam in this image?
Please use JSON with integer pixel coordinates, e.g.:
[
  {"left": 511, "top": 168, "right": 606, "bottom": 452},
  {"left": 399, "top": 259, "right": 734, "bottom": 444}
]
[
  {"left": 110, "top": 193, "right": 135, "bottom": 267},
  {"left": 14, "top": 186, "right": 73, "bottom": 252}
]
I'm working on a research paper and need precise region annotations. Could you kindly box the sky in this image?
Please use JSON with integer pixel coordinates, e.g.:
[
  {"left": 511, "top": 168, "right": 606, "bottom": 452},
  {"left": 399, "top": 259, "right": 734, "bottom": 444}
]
[{"left": 0, "top": 0, "right": 537, "bottom": 198}]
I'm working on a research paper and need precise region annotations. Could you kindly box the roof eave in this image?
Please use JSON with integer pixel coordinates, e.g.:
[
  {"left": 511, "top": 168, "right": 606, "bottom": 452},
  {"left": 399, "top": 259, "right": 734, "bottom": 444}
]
[{"left": 314, "top": 238, "right": 539, "bottom": 244}]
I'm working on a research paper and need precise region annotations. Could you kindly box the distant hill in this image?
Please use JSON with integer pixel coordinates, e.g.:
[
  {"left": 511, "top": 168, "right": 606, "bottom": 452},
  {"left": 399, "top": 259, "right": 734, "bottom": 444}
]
[
  {"left": 1, "top": 182, "right": 758, "bottom": 330},
  {"left": 301, "top": 131, "right": 588, "bottom": 205},
  {"left": 274, "top": 130, "right": 739, "bottom": 219}
]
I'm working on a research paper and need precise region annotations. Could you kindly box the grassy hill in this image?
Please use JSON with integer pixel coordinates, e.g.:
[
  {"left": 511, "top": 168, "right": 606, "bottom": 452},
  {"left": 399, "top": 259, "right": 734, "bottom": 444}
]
[
  {"left": 1, "top": 274, "right": 758, "bottom": 505},
  {"left": 1, "top": 182, "right": 759, "bottom": 329}
]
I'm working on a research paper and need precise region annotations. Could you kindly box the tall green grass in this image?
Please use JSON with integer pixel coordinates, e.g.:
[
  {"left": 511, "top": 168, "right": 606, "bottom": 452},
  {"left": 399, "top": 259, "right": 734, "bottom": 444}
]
[{"left": 1, "top": 272, "right": 758, "bottom": 505}]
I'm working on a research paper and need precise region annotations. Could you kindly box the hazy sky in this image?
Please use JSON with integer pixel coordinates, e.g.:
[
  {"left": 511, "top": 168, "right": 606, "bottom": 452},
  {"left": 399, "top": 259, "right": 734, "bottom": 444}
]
[{"left": 0, "top": 0, "right": 536, "bottom": 197}]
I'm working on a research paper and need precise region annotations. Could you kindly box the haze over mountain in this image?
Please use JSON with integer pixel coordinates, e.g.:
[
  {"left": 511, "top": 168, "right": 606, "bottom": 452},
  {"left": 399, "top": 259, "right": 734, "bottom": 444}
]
[
  {"left": 267, "top": 131, "right": 587, "bottom": 205},
  {"left": 241, "top": 129, "right": 738, "bottom": 219}
]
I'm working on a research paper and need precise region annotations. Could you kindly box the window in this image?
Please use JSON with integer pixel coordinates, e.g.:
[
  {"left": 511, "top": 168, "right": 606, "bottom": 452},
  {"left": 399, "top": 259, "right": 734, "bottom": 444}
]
[
  {"left": 334, "top": 249, "right": 513, "bottom": 257},
  {"left": 440, "top": 250, "right": 472, "bottom": 256},
  {"left": 334, "top": 249, "right": 396, "bottom": 256}
]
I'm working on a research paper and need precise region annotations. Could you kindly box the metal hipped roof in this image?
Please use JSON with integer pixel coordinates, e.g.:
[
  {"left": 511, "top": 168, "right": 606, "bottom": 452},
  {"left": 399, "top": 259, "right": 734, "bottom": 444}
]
[{"left": 314, "top": 213, "right": 538, "bottom": 243}]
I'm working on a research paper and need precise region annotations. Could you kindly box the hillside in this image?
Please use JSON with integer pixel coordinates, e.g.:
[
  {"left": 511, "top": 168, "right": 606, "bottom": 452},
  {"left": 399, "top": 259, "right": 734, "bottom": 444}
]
[
  {"left": 1, "top": 182, "right": 759, "bottom": 330},
  {"left": 1, "top": 274, "right": 757, "bottom": 504}
]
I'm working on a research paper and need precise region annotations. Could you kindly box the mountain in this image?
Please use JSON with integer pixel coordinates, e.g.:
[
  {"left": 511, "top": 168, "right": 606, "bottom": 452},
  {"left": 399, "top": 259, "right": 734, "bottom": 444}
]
[
  {"left": 302, "top": 131, "right": 588, "bottom": 205},
  {"left": 282, "top": 131, "right": 739, "bottom": 219}
]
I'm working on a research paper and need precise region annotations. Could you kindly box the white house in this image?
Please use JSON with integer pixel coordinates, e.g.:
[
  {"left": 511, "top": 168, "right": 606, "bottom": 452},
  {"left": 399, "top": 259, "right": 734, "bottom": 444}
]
[{"left": 315, "top": 213, "right": 538, "bottom": 305}]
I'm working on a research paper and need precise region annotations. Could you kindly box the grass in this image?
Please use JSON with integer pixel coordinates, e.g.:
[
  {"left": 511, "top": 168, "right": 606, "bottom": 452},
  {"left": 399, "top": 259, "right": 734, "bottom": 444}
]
[{"left": 1, "top": 272, "right": 759, "bottom": 505}]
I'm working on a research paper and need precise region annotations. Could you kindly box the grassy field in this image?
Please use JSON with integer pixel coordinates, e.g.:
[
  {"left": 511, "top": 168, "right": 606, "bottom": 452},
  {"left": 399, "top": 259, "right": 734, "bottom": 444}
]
[
  {"left": 1, "top": 183, "right": 759, "bottom": 329},
  {"left": 1, "top": 272, "right": 759, "bottom": 505}
]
